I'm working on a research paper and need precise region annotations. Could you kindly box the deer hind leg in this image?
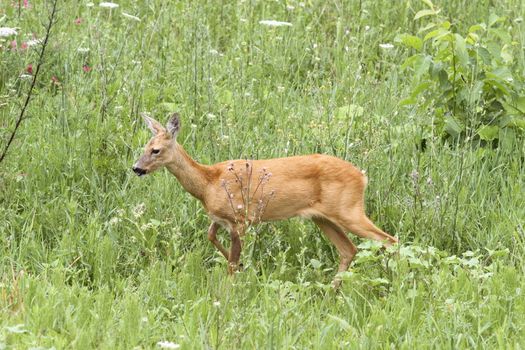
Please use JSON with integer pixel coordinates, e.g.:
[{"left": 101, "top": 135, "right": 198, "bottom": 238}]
[
  {"left": 313, "top": 217, "right": 358, "bottom": 289},
  {"left": 207, "top": 222, "right": 229, "bottom": 260},
  {"left": 227, "top": 223, "right": 245, "bottom": 275},
  {"left": 339, "top": 209, "right": 398, "bottom": 247}
]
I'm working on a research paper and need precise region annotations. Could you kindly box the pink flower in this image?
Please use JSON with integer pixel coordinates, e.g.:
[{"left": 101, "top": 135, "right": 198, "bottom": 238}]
[
  {"left": 51, "top": 76, "right": 60, "bottom": 86},
  {"left": 23, "top": 0, "right": 30, "bottom": 8},
  {"left": 26, "top": 64, "right": 33, "bottom": 74},
  {"left": 10, "top": 40, "right": 17, "bottom": 50},
  {"left": 82, "top": 64, "right": 91, "bottom": 72},
  {"left": 74, "top": 18, "right": 82, "bottom": 25},
  {"left": 21, "top": 42, "right": 28, "bottom": 50}
]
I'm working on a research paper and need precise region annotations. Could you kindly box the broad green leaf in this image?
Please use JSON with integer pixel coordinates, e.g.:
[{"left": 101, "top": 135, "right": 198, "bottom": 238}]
[
  {"left": 414, "top": 9, "right": 439, "bottom": 20},
  {"left": 421, "top": 0, "right": 435, "bottom": 10},
  {"left": 476, "top": 47, "right": 491, "bottom": 64},
  {"left": 469, "top": 23, "right": 486, "bottom": 33},
  {"left": 411, "top": 81, "right": 432, "bottom": 96},
  {"left": 487, "top": 66, "right": 513, "bottom": 81},
  {"left": 466, "top": 32, "right": 479, "bottom": 44},
  {"left": 399, "top": 97, "right": 417, "bottom": 106},
  {"left": 445, "top": 115, "right": 463, "bottom": 137},
  {"left": 517, "top": 97, "right": 525, "bottom": 112},
  {"left": 502, "top": 97, "right": 525, "bottom": 115},
  {"left": 477, "top": 125, "right": 499, "bottom": 141},
  {"left": 396, "top": 34, "right": 423, "bottom": 51},
  {"left": 454, "top": 34, "right": 469, "bottom": 68},
  {"left": 488, "top": 13, "right": 503, "bottom": 27},
  {"left": 418, "top": 22, "right": 437, "bottom": 34},
  {"left": 414, "top": 55, "right": 432, "bottom": 78},
  {"left": 423, "top": 28, "right": 443, "bottom": 41},
  {"left": 400, "top": 54, "right": 421, "bottom": 70},
  {"left": 501, "top": 44, "right": 513, "bottom": 64},
  {"left": 507, "top": 117, "right": 525, "bottom": 129},
  {"left": 489, "top": 28, "right": 511, "bottom": 44}
]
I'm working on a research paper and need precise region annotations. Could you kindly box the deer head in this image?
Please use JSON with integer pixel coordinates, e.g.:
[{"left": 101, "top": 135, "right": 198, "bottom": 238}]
[{"left": 132, "top": 112, "right": 180, "bottom": 176}]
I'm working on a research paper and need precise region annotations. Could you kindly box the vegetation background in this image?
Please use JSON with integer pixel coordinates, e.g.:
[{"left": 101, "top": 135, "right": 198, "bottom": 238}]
[{"left": 1, "top": 0, "right": 524, "bottom": 348}]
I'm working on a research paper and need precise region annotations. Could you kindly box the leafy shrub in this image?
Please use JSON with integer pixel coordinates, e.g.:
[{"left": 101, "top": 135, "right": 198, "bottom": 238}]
[{"left": 398, "top": 0, "right": 525, "bottom": 144}]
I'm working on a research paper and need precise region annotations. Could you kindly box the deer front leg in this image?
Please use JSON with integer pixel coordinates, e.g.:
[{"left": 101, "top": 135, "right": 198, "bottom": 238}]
[
  {"left": 207, "top": 222, "right": 229, "bottom": 260},
  {"left": 227, "top": 224, "right": 244, "bottom": 275}
]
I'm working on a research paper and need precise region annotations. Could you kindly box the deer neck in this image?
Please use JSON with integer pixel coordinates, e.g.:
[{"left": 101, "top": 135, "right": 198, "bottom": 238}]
[{"left": 165, "top": 144, "right": 209, "bottom": 201}]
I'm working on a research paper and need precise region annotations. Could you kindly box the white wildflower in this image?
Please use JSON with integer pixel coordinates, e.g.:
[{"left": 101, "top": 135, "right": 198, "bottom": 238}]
[
  {"left": 20, "top": 74, "right": 32, "bottom": 80},
  {"left": 109, "top": 217, "right": 121, "bottom": 225},
  {"left": 86, "top": 2, "right": 94, "bottom": 7},
  {"left": 237, "top": 204, "right": 243, "bottom": 210},
  {"left": 206, "top": 113, "right": 216, "bottom": 120},
  {"left": 77, "top": 47, "right": 90, "bottom": 53},
  {"left": 213, "top": 301, "right": 221, "bottom": 307},
  {"left": 99, "top": 2, "right": 119, "bottom": 9},
  {"left": 0, "top": 27, "right": 17, "bottom": 37},
  {"left": 133, "top": 202, "right": 146, "bottom": 218},
  {"left": 209, "top": 49, "right": 219, "bottom": 55},
  {"left": 364, "top": 25, "right": 370, "bottom": 31},
  {"left": 122, "top": 12, "right": 141, "bottom": 22},
  {"left": 157, "top": 341, "right": 180, "bottom": 349},
  {"left": 286, "top": 5, "right": 295, "bottom": 11},
  {"left": 26, "top": 38, "right": 42, "bottom": 47},
  {"left": 259, "top": 20, "right": 292, "bottom": 27},
  {"left": 379, "top": 43, "right": 394, "bottom": 49}
]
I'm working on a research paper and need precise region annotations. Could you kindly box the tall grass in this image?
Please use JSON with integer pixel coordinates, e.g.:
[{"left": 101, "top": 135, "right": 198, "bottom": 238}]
[{"left": 1, "top": 0, "right": 524, "bottom": 348}]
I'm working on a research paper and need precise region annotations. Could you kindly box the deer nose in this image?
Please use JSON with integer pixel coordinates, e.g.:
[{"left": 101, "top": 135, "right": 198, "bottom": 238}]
[{"left": 132, "top": 166, "right": 146, "bottom": 176}]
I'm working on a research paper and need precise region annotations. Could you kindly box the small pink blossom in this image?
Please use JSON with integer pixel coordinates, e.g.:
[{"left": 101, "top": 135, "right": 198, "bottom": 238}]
[
  {"left": 82, "top": 64, "right": 91, "bottom": 72},
  {"left": 74, "top": 18, "right": 82, "bottom": 25},
  {"left": 23, "top": 0, "right": 30, "bottom": 8},
  {"left": 26, "top": 64, "right": 33, "bottom": 74},
  {"left": 51, "top": 76, "right": 60, "bottom": 86},
  {"left": 21, "top": 42, "right": 28, "bottom": 50},
  {"left": 10, "top": 40, "right": 17, "bottom": 50}
]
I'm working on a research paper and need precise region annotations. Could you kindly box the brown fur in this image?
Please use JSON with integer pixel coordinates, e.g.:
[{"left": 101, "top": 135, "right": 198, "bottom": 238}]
[{"left": 133, "top": 114, "right": 398, "bottom": 287}]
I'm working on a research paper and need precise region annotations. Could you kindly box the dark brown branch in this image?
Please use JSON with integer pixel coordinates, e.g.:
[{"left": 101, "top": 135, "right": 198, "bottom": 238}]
[{"left": 0, "top": 0, "right": 59, "bottom": 166}]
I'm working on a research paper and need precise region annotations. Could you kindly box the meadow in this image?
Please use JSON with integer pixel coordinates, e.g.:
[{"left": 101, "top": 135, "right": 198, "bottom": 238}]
[{"left": 1, "top": 0, "right": 524, "bottom": 348}]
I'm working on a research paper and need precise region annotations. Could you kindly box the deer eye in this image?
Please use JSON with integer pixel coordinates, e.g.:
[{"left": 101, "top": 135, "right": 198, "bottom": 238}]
[{"left": 152, "top": 149, "right": 160, "bottom": 155}]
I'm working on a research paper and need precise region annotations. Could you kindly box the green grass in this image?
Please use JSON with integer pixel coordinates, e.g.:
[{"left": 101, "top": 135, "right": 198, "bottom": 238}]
[{"left": 1, "top": 0, "right": 524, "bottom": 348}]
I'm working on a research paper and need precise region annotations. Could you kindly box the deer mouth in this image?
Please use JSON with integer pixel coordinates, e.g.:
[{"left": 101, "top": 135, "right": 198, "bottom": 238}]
[{"left": 132, "top": 166, "right": 147, "bottom": 176}]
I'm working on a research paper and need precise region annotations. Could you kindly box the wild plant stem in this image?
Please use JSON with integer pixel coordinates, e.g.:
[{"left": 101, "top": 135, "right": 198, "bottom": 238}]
[{"left": 0, "top": 0, "right": 58, "bottom": 166}]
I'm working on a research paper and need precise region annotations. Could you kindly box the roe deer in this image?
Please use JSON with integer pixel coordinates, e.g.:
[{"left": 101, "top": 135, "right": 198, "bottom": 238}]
[{"left": 132, "top": 112, "right": 398, "bottom": 287}]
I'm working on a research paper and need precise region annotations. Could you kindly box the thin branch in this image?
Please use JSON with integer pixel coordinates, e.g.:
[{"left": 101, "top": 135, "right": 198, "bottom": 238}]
[{"left": 0, "top": 0, "right": 59, "bottom": 166}]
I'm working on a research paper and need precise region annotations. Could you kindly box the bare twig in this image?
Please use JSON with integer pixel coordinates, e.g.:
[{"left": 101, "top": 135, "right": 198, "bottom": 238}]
[{"left": 0, "top": 0, "right": 59, "bottom": 166}]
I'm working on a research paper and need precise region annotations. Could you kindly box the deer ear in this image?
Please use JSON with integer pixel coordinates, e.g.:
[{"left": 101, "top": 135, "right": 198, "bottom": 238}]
[
  {"left": 167, "top": 112, "right": 181, "bottom": 138},
  {"left": 141, "top": 113, "right": 164, "bottom": 135}
]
